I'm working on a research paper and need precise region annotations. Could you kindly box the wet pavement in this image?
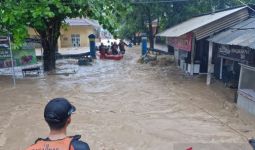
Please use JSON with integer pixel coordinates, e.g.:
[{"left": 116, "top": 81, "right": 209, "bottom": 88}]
[{"left": 0, "top": 46, "right": 255, "bottom": 150}]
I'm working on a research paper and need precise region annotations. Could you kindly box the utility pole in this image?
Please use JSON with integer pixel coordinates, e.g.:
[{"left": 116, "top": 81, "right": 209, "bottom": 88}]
[{"left": 8, "top": 33, "right": 16, "bottom": 87}]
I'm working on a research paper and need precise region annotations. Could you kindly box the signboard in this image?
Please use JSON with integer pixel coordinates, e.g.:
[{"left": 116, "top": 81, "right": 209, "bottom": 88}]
[
  {"left": 167, "top": 33, "right": 193, "bottom": 52},
  {"left": 0, "top": 46, "right": 12, "bottom": 68},
  {"left": 0, "top": 35, "right": 16, "bottom": 86},
  {"left": 218, "top": 45, "right": 252, "bottom": 64},
  {"left": 0, "top": 36, "right": 9, "bottom": 44},
  {"left": 0, "top": 48, "right": 37, "bottom": 68},
  {"left": 0, "top": 46, "right": 11, "bottom": 58}
]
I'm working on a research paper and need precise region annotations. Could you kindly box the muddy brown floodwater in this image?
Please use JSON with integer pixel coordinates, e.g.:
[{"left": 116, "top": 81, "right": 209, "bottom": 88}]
[{"left": 0, "top": 47, "right": 255, "bottom": 150}]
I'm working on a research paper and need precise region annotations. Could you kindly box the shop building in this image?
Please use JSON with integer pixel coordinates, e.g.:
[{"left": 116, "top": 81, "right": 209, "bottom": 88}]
[
  {"left": 208, "top": 17, "right": 255, "bottom": 87},
  {"left": 157, "top": 6, "right": 249, "bottom": 76},
  {"left": 207, "top": 17, "right": 255, "bottom": 114},
  {"left": 28, "top": 18, "right": 101, "bottom": 48}
]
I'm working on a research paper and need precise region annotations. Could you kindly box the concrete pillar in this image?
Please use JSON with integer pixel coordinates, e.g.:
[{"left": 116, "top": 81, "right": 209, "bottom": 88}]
[
  {"left": 207, "top": 41, "right": 213, "bottom": 85},
  {"left": 190, "top": 36, "right": 196, "bottom": 75},
  {"left": 57, "top": 37, "right": 61, "bottom": 49},
  {"left": 174, "top": 48, "right": 179, "bottom": 66},
  {"left": 238, "top": 66, "right": 243, "bottom": 89},
  {"left": 220, "top": 57, "right": 223, "bottom": 80}
]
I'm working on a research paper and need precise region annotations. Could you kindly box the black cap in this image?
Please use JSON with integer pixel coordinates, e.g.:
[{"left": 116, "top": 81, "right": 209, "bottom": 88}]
[{"left": 44, "top": 98, "right": 76, "bottom": 123}]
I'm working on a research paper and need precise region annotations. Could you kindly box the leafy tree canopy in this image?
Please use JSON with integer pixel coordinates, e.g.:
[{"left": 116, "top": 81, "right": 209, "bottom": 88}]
[
  {"left": 0, "top": 0, "right": 129, "bottom": 71},
  {"left": 0, "top": 0, "right": 128, "bottom": 46},
  {"left": 118, "top": 0, "right": 255, "bottom": 39}
]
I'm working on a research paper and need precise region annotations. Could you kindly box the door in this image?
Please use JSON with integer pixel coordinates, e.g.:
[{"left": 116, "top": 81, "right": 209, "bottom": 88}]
[{"left": 71, "top": 34, "right": 80, "bottom": 47}]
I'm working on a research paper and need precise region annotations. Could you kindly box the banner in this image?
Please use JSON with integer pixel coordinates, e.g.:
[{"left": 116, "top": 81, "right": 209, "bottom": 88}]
[
  {"left": 167, "top": 33, "right": 193, "bottom": 52},
  {"left": 0, "top": 47, "right": 37, "bottom": 68}
]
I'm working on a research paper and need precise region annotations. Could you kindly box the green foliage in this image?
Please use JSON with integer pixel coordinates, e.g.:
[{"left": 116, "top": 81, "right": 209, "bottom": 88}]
[
  {"left": 160, "top": 0, "right": 255, "bottom": 30},
  {"left": 0, "top": 0, "right": 128, "bottom": 46},
  {"left": 118, "top": 0, "right": 255, "bottom": 39},
  {"left": 118, "top": 2, "right": 164, "bottom": 39},
  {"left": 0, "top": 0, "right": 130, "bottom": 71}
]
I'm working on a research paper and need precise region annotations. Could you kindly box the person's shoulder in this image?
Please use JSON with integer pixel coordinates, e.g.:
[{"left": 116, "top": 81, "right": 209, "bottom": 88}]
[
  {"left": 71, "top": 135, "right": 90, "bottom": 150},
  {"left": 26, "top": 138, "right": 47, "bottom": 150},
  {"left": 72, "top": 140, "right": 90, "bottom": 150}
]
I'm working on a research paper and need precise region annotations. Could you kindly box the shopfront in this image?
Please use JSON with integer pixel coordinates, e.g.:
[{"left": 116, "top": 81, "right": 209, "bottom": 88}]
[
  {"left": 157, "top": 6, "right": 249, "bottom": 77},
  {"left": 207, "top": 16, "right": 255, "bottom": 86},
  {"left": 167, "top": 33, "right": 200, "bottom": 74},
  {"left": 213, "top": 44, "right": 254, "bottom": 88}
]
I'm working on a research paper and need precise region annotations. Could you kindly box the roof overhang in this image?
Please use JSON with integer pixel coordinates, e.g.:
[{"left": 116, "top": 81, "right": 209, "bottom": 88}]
[
  {"left": 157, "top": 6, "right": 247, "bottom": 39},
  {"left": 208, "top": 17, "right": 255, "bottom": 49}
]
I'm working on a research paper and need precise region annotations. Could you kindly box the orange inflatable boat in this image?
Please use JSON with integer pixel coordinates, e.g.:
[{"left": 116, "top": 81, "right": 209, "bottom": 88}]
[{"left": 100, "top": 54, "right": 123, "bottom": 60}]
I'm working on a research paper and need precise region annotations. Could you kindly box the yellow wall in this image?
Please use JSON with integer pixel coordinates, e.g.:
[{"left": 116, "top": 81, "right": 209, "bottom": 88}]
[
  {"left": 27, "top": 28, "right": 42, "bottom": 48},
  {"left": 60, "top": 26, "right": 95, "bottom": 48},
  {"left": 27, "top": 25, "right": 96, "bottom": 48},
  {"left": 27, "top": 28, "right": 39, "bottom": 38}
]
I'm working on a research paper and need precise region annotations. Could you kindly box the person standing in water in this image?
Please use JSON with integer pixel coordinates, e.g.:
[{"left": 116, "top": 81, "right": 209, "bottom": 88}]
[
  {"left": 111, "top": 42, "right": 119, "bottom": 55},
  {"left": 26, "top": 98, "right": 90, "bottom": 150},
  {"left": 118, "top": 39, "right": 128, "bottom": 54}
]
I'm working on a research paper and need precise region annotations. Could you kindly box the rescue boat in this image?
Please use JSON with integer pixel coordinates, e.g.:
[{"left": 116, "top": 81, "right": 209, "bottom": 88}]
[{"left": 100, "top": 54, "right": 123, "bottom": 60}]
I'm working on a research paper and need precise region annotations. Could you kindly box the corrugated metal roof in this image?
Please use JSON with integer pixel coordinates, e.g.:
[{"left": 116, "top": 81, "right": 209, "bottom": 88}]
[
  {"left": 157, "top": 6, "right": 247, "bottom": 38},
  {"left": 193, "top": 8, "right": 249, "bottom": 40},
  {"left": 208, "top": 17, "right": 255, "bottom": 49},
  {"left": 65, "top": 18, "right": 100, "bottom": 28}
]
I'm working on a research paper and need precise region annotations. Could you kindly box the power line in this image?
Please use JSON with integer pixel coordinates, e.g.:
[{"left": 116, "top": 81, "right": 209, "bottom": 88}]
[{"left": 236, "top": 0, "right": 255, "bottom": 12}]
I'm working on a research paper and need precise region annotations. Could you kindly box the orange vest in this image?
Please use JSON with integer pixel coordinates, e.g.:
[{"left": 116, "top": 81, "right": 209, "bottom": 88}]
[{"left": 26, "top": 137, "right": 74, "bottom": 150}]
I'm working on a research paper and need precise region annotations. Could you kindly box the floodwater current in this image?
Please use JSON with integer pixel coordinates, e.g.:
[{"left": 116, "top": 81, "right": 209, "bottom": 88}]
[{"left": 0, "top": 47, "right": 255, "bottom": 150}]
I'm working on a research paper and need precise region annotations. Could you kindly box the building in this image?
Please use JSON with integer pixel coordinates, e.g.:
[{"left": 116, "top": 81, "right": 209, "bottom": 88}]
[
  {"left": 208, "top": 17, "right": 255, "bottom": 88},
  {"left": 60, "top": 18, "right": 101, "bottom": 48},
  {"left": 28, "top": 18, "right": 102, "bottom": 48},
  {"left": 207, "top": 17, "right": 255, "bottom": 114},
  {"left": 157, "top": 6, "right": 249, "bottom": 79}
]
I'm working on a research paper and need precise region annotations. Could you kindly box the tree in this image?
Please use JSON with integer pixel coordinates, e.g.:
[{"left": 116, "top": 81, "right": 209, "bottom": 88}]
[
  {"left": 118, "top": 5, "right": 146, "bottom": 40},
  {"left": 0, "top": 0, "right": 127, "bottom": 71},
  {"left": 131, "top": 4, "right": 158, "bottom": 49},
  {"left": 118, "top": 4, "right": 156, "bottom": 48},
  {"left": 119, "top": 0, "right": 255, "bottom": 47},
  {"left": 119, "top": 1, "right": 189, "bottom": 49}
]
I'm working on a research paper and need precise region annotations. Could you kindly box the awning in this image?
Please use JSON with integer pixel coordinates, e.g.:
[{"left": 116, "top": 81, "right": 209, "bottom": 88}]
[
  {"left": 157, "top": 6, "right": 248, "bottom": 40},
  {"left": 208, "top": 17, "right": 255, "bottom": 49}
]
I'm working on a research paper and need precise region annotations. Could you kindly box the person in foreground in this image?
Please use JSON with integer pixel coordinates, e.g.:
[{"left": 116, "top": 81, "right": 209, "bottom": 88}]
[{"left": 26, "top": 98, "right": 90, "bottom": 150}]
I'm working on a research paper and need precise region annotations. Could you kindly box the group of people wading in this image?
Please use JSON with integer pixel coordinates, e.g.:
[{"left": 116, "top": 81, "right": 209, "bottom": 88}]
[{"left": 99, "top": 39, "right": 128, "bottom": 56}]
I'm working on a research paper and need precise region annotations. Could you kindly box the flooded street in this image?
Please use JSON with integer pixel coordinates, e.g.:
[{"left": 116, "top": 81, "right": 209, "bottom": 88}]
[{"left": 1, "top": 47, "right": 255, "bottom": 150}]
